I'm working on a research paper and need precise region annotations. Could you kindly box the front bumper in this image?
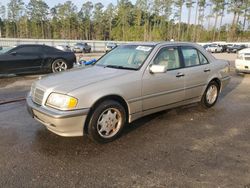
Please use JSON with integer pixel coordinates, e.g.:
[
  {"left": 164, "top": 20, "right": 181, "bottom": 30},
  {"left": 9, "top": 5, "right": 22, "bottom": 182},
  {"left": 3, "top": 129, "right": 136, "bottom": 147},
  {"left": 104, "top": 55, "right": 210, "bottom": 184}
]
[{"left": 26, "top": 96, "right": 89, "bottom": 137}]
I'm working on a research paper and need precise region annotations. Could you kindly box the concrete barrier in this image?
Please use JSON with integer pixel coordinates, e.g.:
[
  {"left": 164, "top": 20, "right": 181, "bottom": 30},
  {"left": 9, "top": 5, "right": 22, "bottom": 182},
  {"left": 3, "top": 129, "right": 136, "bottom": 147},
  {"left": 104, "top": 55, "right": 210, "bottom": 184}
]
[{"left": 0, "top": 38, "right": 249, "bottom": 52}]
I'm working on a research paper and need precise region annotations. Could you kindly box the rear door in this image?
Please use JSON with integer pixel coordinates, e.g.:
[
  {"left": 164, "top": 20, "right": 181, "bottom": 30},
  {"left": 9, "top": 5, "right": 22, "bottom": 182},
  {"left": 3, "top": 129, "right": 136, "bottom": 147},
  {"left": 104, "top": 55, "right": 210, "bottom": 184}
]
[
  {"left": 4, "top": 46, "right": 43, "bottom": 73},
  {"left": 180, "top": 46, "right": 211, "bottom": 99}
]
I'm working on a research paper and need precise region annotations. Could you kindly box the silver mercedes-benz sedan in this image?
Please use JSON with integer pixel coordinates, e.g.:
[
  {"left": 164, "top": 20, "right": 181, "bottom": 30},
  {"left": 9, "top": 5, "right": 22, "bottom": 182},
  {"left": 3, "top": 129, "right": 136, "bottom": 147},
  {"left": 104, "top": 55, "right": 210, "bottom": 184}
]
[{"left": 27, "top": 42, "right": 230, "bottom": 143}]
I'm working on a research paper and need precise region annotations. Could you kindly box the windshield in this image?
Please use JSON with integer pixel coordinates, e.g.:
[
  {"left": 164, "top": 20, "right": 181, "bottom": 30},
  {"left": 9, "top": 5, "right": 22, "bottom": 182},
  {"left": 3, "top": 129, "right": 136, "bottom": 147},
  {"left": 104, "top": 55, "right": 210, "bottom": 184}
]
[
  {"left": 0, "top": 47, "right": 14, "bottom": 54},
  {"left": 96, "top": 45, "right": 153, "bottom": 70}
]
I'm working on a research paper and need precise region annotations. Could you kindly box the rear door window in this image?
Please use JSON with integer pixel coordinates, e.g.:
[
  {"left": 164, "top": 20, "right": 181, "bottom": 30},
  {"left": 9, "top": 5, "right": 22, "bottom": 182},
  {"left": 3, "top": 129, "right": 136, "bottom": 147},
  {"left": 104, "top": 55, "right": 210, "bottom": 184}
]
[
  {"left": 15, "top": 46, "right": 41, "bottom": 54},
  {"left": 198, "top": 52, "right": 209, "bottom": 65},
  {"left": 181, "top": 47, "right": 200, "bottom": 67},
  {"left": 43, "top": 46, "right": 61, "bottom": 53}
]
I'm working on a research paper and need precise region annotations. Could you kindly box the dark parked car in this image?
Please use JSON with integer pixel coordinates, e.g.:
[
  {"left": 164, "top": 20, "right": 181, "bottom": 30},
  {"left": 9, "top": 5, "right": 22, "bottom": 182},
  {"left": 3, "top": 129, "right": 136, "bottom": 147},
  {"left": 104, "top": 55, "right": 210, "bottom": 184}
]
[
  {"left": 73, "top": 43, "right": 91, "bottom": 53},
  {"left": 221, "top": 45, "right": 227, "bottom": 52},
  {"left": 227, "top": 44, "right": 246, "bottom": 53},
  {"left": 0, "top": 44, "right": 76, "bottom": 74}
]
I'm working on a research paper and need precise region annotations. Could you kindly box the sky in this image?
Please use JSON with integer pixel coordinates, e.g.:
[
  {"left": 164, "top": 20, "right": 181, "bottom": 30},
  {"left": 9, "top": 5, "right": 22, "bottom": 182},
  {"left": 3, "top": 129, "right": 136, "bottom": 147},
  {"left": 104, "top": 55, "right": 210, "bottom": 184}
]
[{"left": 0, "top": 0, "right": 238, "bottom": 28}]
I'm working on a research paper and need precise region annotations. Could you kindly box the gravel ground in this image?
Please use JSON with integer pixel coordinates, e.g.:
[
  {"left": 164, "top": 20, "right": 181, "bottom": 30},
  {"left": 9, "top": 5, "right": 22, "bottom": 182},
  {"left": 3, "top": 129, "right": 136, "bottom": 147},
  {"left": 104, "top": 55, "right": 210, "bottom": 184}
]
[{"left": 1, "top": 53, "right": 250, "bottom": 187}]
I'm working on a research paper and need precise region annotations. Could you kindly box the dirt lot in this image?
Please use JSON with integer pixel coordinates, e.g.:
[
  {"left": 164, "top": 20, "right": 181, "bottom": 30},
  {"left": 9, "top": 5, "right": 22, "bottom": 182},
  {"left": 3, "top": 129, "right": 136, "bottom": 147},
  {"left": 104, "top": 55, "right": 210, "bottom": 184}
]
[{"left": 1, "top": 53, "right": 250, "bottom": 187}]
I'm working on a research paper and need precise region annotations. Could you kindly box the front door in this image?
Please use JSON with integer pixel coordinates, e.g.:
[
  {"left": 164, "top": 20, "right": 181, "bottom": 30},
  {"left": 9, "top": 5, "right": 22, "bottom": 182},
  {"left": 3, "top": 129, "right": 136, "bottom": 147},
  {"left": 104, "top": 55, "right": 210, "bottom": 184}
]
[
  {"left": 142, "top": 46, "right": 185, "bottom": 112},
  {"left": 0, "top": 46, "right": 43, "bottom": 74}
]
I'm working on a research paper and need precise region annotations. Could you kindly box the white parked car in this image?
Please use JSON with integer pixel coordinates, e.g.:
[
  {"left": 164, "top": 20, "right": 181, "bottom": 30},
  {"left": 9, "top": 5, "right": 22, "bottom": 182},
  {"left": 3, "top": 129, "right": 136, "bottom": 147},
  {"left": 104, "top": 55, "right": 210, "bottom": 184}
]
[
  {"left": 105, "top": 42, "right": 117, "bottom": 52},
  {"left": 206, "top": 44, "right": 223, "bottom": 53},
  {"left": 55, "top": 45, "right": 72, "bottom": 52},
  {"left": 235, "top": 48, "right": 250, "bottom": 73}
]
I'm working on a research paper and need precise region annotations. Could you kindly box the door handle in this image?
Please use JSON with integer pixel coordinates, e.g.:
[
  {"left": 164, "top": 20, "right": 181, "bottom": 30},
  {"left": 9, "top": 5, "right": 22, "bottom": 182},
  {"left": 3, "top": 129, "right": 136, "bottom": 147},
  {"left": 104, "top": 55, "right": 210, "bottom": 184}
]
[
  {"left": 204, "top": 68, "right": 211, "bottom": 72},
  {"left": 176, "top": 72, "right": 185, "bottom": 78}
]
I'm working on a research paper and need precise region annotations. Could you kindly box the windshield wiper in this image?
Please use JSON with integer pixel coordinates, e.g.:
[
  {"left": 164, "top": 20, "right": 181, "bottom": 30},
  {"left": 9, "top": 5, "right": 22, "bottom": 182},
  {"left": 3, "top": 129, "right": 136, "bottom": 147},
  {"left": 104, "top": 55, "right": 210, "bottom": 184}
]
[{"left": 104, "top": 65, "right": 137, "bottom": 70}]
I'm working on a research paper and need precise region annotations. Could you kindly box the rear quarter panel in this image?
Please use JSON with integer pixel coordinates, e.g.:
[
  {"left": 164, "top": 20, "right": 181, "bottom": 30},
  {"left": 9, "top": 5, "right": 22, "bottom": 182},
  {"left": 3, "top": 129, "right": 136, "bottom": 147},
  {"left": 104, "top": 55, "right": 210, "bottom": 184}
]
[
  {"left": 204, "top": 59, "right": 230, "bottom": 94},
  {"left": 193, "top": 44, "right": 230, "bottom": 95}
]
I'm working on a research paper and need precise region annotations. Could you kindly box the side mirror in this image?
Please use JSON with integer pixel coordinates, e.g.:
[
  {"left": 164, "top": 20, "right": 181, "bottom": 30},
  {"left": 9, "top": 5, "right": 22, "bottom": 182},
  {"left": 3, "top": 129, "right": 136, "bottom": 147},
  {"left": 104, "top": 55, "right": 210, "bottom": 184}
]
[{"left": 149, "top": 65, "right": 167, "bottom": 74}]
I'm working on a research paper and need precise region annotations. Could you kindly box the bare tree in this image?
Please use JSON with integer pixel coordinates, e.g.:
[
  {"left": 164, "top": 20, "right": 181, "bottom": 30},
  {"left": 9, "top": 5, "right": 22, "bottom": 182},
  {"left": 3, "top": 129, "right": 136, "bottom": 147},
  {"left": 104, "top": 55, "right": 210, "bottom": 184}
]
[
  {"left": 175, "top": 0, "right": 185, "bottom": 40},
  {"left": 186, "top": 0, "right": 195, "bottom": 40}
]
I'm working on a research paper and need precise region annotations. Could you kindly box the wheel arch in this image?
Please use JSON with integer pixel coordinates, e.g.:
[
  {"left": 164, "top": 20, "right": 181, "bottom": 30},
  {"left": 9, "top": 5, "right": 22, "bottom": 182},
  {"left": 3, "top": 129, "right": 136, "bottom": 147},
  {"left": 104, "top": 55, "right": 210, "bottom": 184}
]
[
  {"left": 83, "top": 94, "right": 130, "bottom": 134},
  {"left": 51, "top": 57, "right": 72, "bottom": 72},
  {"left": 207, "top": 77, "right": 221, "bottom": 92}
]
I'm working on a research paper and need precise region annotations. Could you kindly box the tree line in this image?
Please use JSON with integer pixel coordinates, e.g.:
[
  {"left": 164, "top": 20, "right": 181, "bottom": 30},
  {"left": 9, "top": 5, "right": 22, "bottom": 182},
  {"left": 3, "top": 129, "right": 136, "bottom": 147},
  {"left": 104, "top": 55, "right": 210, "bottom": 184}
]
[{"left": 0, "top": 0, "right": 249, "bottom": 42}]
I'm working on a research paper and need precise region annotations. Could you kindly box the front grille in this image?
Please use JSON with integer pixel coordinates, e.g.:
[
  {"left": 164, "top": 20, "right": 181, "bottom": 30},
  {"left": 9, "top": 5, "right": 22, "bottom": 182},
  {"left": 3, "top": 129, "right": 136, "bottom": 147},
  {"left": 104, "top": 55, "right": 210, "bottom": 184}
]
[
  {"left": 245, "top": 57, "right": 250, "bottom": 61},
  {"left": 31, "top": 86, "right": 45, "bottom": 105}
]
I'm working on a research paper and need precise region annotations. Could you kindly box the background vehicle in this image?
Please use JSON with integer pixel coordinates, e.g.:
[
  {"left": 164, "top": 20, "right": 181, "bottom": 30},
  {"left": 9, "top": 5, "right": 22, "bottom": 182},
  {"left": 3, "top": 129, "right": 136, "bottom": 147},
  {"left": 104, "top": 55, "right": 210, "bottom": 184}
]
[
  {"left": 73, "top": 43, "right": 91, "bottom": 53},
  {"left": 227, "top": 44, "right": 246, "bottom": 53},
  {"left": 55, "top": 45, "right": 72, "bottom": 52},
  {"left": 220, "top": 45, "right": 227, "bottom": 52},
  {"left": 202, "top": 44, "right": 211, "bottom": 51},
  {"left": 27, "top": 42, "right": 230, "bottom": 143},
  {"left": 0, "top": 44, "right": 76, "bottom": 74},
  {"left": 235, "top": 48, "right": 250, "bottom": 73},
  {"left": 106, "top": 42, "right": 117, "bottom": 52},
  {"left": 206, "top": 44, "right": 223, "bottom": 53}
]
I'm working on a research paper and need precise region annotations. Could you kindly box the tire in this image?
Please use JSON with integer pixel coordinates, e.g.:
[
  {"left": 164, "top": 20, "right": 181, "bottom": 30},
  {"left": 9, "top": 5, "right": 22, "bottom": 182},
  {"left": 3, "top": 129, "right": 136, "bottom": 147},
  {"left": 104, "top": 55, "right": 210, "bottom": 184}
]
[
  {"left": 201, "top": 81, "right": 220, "bottom": 108},
  {"left": 87, "top": 100, "right": 126, "bottom": 143},
  {"left": 235, "top": 69, "right": 243, "bottom": 74},
  {"left": 51, "top": 59, "right": 68, "bottom": 73}
]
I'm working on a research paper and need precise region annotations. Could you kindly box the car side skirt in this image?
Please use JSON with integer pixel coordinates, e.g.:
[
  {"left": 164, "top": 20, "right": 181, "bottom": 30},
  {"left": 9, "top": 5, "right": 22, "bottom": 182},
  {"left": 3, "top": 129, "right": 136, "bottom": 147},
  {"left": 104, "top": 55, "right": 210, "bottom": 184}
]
[{"left": 129, "top": 96, "right": 201, "bottom": 123}]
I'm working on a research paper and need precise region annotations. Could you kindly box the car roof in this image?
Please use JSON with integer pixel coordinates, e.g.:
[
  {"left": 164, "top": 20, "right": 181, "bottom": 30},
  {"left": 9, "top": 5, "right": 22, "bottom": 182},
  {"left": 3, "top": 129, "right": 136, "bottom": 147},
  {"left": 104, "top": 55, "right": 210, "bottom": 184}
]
[
  {"left": 17, "top": 44, "right": 49, "bottom": 47},
  {"left": 123, "top": 41, "right": 204, "bottom": 47},
  {"left": 123, "top": 42, "right": 160, "bottom": 46}
]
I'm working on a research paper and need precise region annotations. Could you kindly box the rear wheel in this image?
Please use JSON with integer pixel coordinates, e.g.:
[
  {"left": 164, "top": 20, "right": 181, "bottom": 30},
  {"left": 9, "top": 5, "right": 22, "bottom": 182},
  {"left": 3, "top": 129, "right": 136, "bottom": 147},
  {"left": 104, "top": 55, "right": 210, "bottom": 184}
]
[
  {"left": 87, "top": 100, "right": 126, "bottom": 143},
  {"left": 51, "top": 59, "right": 68, "bottom": 73},
  {"left": 201, "top": 81, "right": 219, "bottom": 108}
]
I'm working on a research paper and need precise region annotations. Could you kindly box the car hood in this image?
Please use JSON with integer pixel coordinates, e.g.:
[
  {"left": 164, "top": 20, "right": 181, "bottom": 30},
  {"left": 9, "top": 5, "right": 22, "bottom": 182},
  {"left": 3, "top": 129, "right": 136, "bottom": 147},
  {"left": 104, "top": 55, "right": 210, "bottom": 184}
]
[{"left": 36, "top": 66, "right": 132, "bottom": 94}]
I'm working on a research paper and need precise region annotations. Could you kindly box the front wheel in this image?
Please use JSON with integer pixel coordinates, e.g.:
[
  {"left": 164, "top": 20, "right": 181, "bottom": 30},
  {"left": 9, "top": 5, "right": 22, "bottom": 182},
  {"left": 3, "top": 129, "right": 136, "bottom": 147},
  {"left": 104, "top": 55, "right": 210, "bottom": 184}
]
[
  {"left": 87, "top": 100, "right": 126, "bottom": 143},
  {"left": 51, "top": 59, "right": 68, "bottom": 73},
  {"left": 201, "top": 81, "right": 219, "bottom": 108}
]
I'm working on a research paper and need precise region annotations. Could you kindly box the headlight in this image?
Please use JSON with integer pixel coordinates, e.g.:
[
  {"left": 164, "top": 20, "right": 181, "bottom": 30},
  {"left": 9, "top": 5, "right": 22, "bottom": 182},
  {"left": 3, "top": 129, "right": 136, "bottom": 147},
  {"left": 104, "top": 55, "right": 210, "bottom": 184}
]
[
  {"left": 237, "top": 53, "right": 244, "bottom": 60},
  {"left": 46, "top": 93, "right": 78, "bottom": 110}
]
